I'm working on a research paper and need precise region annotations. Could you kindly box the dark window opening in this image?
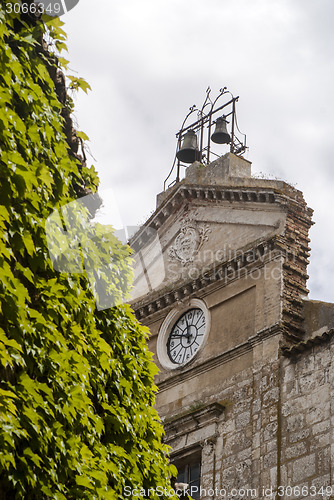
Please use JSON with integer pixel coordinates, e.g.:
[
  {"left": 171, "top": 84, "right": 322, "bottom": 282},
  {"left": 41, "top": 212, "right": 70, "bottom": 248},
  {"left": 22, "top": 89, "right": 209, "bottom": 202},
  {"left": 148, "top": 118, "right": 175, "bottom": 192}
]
[{"left": 173, "top": 453, "right": 201, "bottom": 500}]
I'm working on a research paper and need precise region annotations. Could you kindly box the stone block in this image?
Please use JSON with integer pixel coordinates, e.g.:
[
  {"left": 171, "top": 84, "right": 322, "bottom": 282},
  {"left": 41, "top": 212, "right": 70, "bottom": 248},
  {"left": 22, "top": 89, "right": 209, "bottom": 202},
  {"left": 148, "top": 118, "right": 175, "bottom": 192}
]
[
  {"left": 310, "top": 432, "right": 330, "bottom": 451},
  {"left": 265, "top": 439, "right": 277, "bottom": 453},
  {"left": 185, "top": 153, "right": 252, "bottom": 186},
  {"left": 292, "top": 454, "right": 316, "bottom": 483},
  {"left": 312, "top": 420, "right": 330, "bottom": 436},
  {"left": 262, "top": 387, "right": 279, "bottom": 407},
  {"left": 279, "top": 464, "right": 288, "bottom": 487},
  {"left": 263, "top": 450, "right": 277, "bottom": 469},
  {"left": 201, "top": 473, "right": 213, "bottom": 488},
  {"left": 283, "top": 380, "right": 298, "bottom": 398},
  {"left": 310, "top": 386, "right": 330, "bottom": 407},
  {"left": 306, "top": 404, "right": 330, "bottom": 426},
  {"left": 298, "top": 373, "right": 320, "bottom": 394},
  {"left": 223, "top": 454, "right": 237, "bottom": 467},
  {"left": 283, "top": 362, "right": 296, "bottom": 384},
  {"left": 222, "top": 465, "right": 235, "bottom": 482},
  {"left": 283, "top": 441, "right": 308, "bottom": 461},
  {"left": 261, "top": 338, "right": 280, "bottom": 364},
  {"left": 235, "top": 459, "right": 252, "bottom": 486},
  {"left": 235, "top": 410, "right": 251, "bottom": 428},
  {"left": 294, "top": 352, "right": 315, "bottom": 374},
  {"left": 286, "top": 414, "right": 305, "bottom": 433},
  {"left": 310, "top": 474, "right": 331, "bottom": 492},
  {"left": 237, "top": 448, "right": 252, "bottom": 462},
  {"left": 316, "top": 447, "right": 330, "bottom": 475},
  {"left": 264, "top": 421, "right": 278, "bottom": 441},
  {"left": 252, "top": 398, "right": 262, "bottom": 414},
  {"left": 231, "top": 432, "right": 252, "bottom": 454},
  {"left": 288, "top": 428, "right": 310, "bottom": 444},
  {"left": 270, "top": 467, "right": 277, "bottom": 490},
  {"left": 314, "top": 348, "right": 331, "bottom": 370},
  {"left": 234, "top": 398, "right": 252, "bottom": 415},
  {"left": 281, "top": 400, "right": 293, "bottom": 417}
]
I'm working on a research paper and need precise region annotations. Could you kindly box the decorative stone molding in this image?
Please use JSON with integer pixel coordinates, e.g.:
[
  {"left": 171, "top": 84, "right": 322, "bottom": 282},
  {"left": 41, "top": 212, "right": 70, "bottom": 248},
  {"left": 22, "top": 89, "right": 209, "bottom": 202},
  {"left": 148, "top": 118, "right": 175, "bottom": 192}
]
[
  {"left": 163, "top": 402, "right": 224, "bottom": 453},
  {"left": 158, "top": 323, "right": 283, "bottom": 392},
  {"left": 280, "top": 202, "right": 313, "bottom": 341},
  {"left": 168, "top": 218, "right": 211, "bottom": 266},
  {"left": 281, "top": 328, "right": 334, "bottom": 357},
  {"left": 132, "top": 185, "right": 310, "bottom": 254},
  {"left": 131, "top": 184, "right": 284, "bottom": 250},
  {"left": 134, "top": 236, "right": 280, "bottom": 320}
]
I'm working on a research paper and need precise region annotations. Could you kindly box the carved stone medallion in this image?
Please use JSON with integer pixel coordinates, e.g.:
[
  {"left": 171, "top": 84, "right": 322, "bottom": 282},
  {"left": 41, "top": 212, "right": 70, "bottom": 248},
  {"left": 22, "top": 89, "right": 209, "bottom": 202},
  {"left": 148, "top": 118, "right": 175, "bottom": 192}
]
[{"left": 168, "top": 219, "right": 211, "bottom": 265}]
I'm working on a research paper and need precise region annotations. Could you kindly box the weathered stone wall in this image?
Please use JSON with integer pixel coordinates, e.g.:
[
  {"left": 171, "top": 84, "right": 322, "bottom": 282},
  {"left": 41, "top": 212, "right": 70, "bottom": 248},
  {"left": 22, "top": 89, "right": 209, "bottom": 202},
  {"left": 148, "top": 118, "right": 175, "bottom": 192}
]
[
  {"left": 280, "top": 335, "right": 334, "bottom": 498},
  {"left": 211, "top": 351, "right": 281, "bottom": 498},
  {"left": 163, "top": 333, "right": 282, "bottom": 499},
  {"left": 163, "top": 333, "right": 334, "bottom": 500}
]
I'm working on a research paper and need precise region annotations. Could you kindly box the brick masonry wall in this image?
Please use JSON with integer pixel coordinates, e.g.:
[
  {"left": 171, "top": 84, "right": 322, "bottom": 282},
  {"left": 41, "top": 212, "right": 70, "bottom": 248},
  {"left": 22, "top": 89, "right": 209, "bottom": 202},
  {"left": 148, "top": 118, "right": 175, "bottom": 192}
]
[{"left": 279, "top": 195, "right": 313, "bottom": 342}]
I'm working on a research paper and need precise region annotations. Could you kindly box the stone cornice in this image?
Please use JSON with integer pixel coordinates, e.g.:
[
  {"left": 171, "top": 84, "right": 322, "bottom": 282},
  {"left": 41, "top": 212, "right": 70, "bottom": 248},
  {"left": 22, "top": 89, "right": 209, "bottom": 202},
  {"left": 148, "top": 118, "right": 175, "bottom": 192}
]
[
  {"left": 133, "top": 235, "right": 285, "bottom": 321},
  {"left": 163, "top": 402, "right": 225, "bottom": 442},
  {"left": 157, "top": 324, "right": 283, "bottom": 392},
  {"left": 281, "top": 328, "right": 334, "bottom": 357},
  {"left": 130, "top": 182, "right": 310, "bottom": 252}
]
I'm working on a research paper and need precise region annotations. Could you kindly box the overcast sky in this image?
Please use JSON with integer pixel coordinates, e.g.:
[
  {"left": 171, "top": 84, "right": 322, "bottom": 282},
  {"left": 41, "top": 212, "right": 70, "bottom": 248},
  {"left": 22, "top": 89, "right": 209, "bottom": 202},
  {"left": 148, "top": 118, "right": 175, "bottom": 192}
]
[{"left": 61, "top": 0, "right": 334, "bottom": 303}]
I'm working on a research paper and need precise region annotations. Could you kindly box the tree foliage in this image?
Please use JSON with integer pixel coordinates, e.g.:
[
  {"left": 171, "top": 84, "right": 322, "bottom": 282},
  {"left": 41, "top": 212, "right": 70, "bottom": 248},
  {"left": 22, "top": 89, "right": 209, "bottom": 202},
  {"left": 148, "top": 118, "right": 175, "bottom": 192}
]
[{"left": 0, "top": 3, "right": 177, "bottom": 498}]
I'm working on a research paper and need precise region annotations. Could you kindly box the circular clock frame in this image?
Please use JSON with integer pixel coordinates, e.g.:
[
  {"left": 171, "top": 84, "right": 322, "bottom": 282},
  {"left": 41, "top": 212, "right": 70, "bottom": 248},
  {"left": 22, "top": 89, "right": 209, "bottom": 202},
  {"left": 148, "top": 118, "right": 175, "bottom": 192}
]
[{"left": 157, "top": 298, "right": 210, "bottom": 370}]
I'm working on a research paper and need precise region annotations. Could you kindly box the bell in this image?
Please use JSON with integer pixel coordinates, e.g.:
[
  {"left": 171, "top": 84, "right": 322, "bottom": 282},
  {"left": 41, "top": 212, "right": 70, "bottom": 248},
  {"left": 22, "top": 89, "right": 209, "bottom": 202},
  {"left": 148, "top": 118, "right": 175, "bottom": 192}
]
[
  {"left": 176, "top": 130, "right": 199, "bottom": 163},
  {"left": 211, "top": 116, "right": 231, "bottom": 144}
]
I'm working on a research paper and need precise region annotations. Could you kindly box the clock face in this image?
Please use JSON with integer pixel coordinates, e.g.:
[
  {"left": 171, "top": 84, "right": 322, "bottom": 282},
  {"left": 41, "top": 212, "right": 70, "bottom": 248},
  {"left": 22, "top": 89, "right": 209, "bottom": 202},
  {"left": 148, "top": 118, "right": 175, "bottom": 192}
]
[{"left": 167, "top": 308, "right": 206, "bottom": 365}]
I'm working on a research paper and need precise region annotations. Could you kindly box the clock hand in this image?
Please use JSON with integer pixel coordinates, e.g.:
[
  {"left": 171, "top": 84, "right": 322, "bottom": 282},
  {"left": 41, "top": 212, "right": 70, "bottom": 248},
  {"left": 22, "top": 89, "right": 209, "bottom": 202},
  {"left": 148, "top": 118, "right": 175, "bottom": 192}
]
[
  {"left": 172, "top": 327, "right": 192, "bottom": 338},
  {"left": 171, "top": 327, "right": 193, "bottom": 344},
  {"left": 184, "top": 326, "right": 193, "bottom": 343}
]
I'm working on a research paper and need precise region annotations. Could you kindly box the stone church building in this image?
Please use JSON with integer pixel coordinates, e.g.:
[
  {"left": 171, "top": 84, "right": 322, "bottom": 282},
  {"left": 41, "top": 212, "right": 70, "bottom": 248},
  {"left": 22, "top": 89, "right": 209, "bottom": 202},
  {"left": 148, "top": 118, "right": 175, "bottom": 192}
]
[{"left": 131, "top": 153, "right": 334, "bottom": 500}]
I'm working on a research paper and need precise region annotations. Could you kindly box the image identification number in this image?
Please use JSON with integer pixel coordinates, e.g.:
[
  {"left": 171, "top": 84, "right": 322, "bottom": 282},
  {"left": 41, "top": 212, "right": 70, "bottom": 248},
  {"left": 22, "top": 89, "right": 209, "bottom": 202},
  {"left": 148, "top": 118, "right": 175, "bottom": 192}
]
[
  {"left": 6, "top": 2, "right": 61, "bottom": 15},
  {"left": 277, "top": 485, "right": 333, "bottom": 497}
]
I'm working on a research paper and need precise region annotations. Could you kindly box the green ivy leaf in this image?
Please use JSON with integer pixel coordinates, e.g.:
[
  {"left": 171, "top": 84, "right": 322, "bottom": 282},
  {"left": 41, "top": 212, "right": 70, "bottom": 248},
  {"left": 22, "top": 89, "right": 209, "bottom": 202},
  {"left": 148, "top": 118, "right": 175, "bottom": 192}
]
[
  {"left": 76, "top": 130, "right": 90, "bottom": 141},
  {"left": 67, "top": 75, "right": 92, "bottom": 94}
]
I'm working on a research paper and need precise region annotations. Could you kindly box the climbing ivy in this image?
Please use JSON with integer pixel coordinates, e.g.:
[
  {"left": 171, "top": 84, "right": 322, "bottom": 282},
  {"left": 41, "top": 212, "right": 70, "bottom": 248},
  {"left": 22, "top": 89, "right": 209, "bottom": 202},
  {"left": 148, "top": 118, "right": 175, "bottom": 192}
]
[{"left": 0, "top": 3, "right": 178, "bottom": 498}]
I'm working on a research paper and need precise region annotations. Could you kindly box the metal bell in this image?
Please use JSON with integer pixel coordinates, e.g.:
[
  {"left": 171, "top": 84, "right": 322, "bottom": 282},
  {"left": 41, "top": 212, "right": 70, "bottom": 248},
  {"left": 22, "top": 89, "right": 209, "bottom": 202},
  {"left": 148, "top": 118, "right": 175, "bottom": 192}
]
[
  {"left": 176, "top": 130, "right": 199, "bottom": 163},
  {"left": 211, "top": 116, "right": 231, "bottom": 144}
]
